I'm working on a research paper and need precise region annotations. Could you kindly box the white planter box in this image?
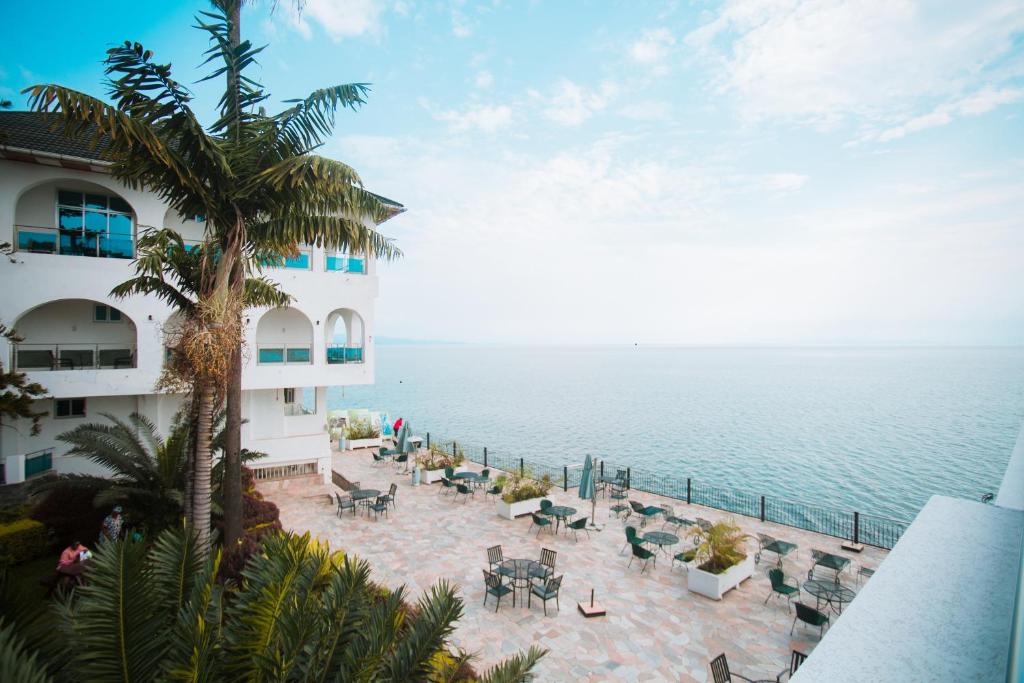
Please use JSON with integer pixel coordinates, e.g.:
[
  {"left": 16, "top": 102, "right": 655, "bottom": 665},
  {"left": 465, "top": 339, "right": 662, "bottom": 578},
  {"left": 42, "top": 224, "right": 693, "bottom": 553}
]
[
  {"left": 422, "top": 466, "right": 465, "bottom": 484},
  {"left": 495, "top": 497, "right": 544, "bottom": 520},
  {"left": 341, "top": 436, "right": 382, "bottom": 450},
  {"left": 686, "top": 553, "right": 755, "bottom": 600}
]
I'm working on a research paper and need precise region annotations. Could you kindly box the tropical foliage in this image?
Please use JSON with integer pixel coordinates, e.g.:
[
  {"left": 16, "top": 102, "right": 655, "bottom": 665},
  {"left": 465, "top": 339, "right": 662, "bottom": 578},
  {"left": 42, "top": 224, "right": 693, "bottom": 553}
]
[
  {"left": 343, "top": 417, "right": 381, "bottom": 440},
  {"left": 498, "top": 469, "right": 553, "bottom": 504},
  {"left": 0, "top": 322, "right": 48, "bottom": 436},
  {"left": 0, "top": 526, "right": 544, "bottom": 682},
  {"left": 418, "top": 442, "right": 466, "bottom": 471},
  {"left": 688, "top": 518, "right": 749, "bottom": 574},
  {"left": 25, "top": 0, "right": 401, "bottom": 554}
]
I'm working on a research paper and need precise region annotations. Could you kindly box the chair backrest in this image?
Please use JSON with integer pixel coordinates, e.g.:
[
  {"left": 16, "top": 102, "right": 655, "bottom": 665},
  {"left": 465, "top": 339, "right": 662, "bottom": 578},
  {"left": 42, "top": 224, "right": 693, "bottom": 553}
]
[
  {"left": 625, "top": 525, "right": 638, "bottom": 543},
  {"left": 545, "top": 574, "right": 563, "bottom": 594},
  {"left": 375, "top": 495, "right": 388, "bottom": 506},
  {"left": 662, "top": 504, "right": 674, "bottom": 517},
  {"left": 768, "top": 568, "right": 785, "bottom": 589},
  {"left": 795, "top": 602, "right": 824, "bottom": 623},
  {"left": 811, "top": 549, "right": 825, "bottom": 562},
  {"left": 757, "top": 533, "right": 776, "bottom": 548},
  {"left": 615, "top": 468, "right": 627, "bottom": 482},
  {"left": 340, "top": 497, "right": 353, "bottom": 508},
  {"left": 709, "top": 654, "right": 731, "bottom": 683},
  {"left": 373, "top": 452, "right": 383, "bottom": 461},
  {"left": 334, "top": 493, "right": 342, "bottom": 505},
  {"left": 570, "top": 516, "right": 587, "bottom": 529},
  {"left": 396, "top": 453, "right": 408, "bottom": 463},
  {"left": 487, "top": 545, "right": 503, "bottom": 566},
  {"left": 456, "top": 484, "right": 470, "bottom": 494},
  {"left": 445, "top": 466, "right": 454, "bottom": 478},
  {"left": 790, "top": 650, "right": 808, "bottom": 674},
  {"left": 531, "top": 512, "right": 547, "bottom": 526},
  {"left": 441, "top": 477, "right": 452, "bottom": 487},
  {"left": 539, "top": 548, "right": 557, "bottom": 570},
  {"left": 481, "top": 468, "right": 490, "bottom": 479},
  {"left": 389, "top": 483, "right": 397, "bottom": 497},
  {"left": 483, "top": 569, "right": 502, "bottom": 590},
  {"left": 631, "top": 542, "right": 651, "bottom": 559},
  {"left": 629, "top": 500, "right": 645, "bottom": 513},
  {"left": 539, "top": 499, "right": 552, "bottom": 511}
]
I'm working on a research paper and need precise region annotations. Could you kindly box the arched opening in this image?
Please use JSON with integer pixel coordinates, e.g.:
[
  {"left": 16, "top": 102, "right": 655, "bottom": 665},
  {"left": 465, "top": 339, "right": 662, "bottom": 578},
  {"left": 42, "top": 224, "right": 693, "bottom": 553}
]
[
  {"left": 255, "top": 307, "right": 313, "bottom": 365},
  {"left": 161, "top": 207, "right": 207, "bottom": 249},
  {"left": 14, "top": 179, "right": 138, "bottom": 259},
  {"left": 13, "top": 299, "right": 137, "bottom": 370},
  {"left": 325, "top": 308, "right": 364, "bottom": 364}
]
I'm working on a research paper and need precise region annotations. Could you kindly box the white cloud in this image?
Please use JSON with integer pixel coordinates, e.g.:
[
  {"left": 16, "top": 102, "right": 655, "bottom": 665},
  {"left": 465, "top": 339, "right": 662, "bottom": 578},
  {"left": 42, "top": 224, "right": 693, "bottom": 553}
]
[
  {"left": 761, "top": 173, "right": 809, "bottom": 191},
  {"left": 629, "top": 28, "right": 676, "bottom": 73},
  {"left": 451, "top": 10, "right": 473, "bottom": 38},
  {"left": 618, "top": 100, "right": 671, "bottom": 121},
  {"left": 686, "top": 0, "right": 1024, "bottom": 129},
  {"left": 282, "top": 0, "right": 384, "bottom": 41},
  {"left": 540, "top": 80, "right": 619, "bottom": 126},
  {"left": 474, "top": 70, "right": 494, "bottom": 89},
  {"left": 876, "top": 87, "right": 1024, "bottom": 141},
  {"left": 435, "top": 104, "right": 513, "bottom": 132}
]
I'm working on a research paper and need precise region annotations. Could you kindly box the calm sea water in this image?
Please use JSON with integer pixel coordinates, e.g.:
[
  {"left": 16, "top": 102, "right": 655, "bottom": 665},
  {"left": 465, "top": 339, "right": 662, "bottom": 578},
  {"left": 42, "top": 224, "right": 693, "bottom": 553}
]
[{"left": 328, "top": 346, "right": 1024, "bottom": 521}]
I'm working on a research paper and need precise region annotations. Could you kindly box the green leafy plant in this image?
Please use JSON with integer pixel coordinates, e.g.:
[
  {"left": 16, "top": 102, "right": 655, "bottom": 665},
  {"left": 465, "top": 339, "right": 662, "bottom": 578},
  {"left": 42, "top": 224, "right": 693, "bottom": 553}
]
[
  {"left": 343, "top": 417, "right": 381, "bottom": 440},
  {"left": 499, "top": 468, "right": 553, "bottom": 504},
  {"left": 417, "top": 442, "right": 465, "bottom": 470},
  {"left": 688, "top": 518, "right": 749, "bottom": 574},
  {"left": 0, "top": 519, "right": 49, "bottom": 567}
]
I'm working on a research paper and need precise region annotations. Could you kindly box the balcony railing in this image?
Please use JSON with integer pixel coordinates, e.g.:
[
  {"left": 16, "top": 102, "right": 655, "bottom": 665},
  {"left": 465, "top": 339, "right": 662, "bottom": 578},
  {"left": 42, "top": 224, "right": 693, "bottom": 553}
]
[
  {"left": 326, "top": 344, "right": 364, "bottom": 364},
  {"left": 326, "top": 254, "right": 366, "bottom": 274},
  {"left": 13, "top": 343, "right": 136, "bottom": 371},
  {"left": 15, "top": 225, "right": 134, "bottom": 259},
  {"left": 256, "top": 344, "right": 312, "bottom": 365}
]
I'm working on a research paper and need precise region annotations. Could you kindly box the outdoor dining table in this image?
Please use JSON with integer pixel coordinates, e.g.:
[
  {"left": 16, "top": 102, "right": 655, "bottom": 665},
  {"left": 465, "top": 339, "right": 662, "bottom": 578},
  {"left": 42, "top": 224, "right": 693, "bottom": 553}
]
[
  {"left": 497, "top": 558, "right": 543, "bottom": 604},
  {"left": 349, "top": 488, "right": 380, "bottom": 516},
  {"left": 809, "top": 552, "right": 852, "bottom": 583},
  {"left": 542, "top": 505, "right": 577, "bottom": 534},
  {"left": 453, "top": 471, "right": 488, "bottom": 488},
  {"left": 642, "top": 530, "right": 679, "bottom": 556},
  {"left": 803, "top": 579, "right": 856, "bottom": 615},
  {"left": 757, "top": 539, "right": 798, "bottom": 567}
]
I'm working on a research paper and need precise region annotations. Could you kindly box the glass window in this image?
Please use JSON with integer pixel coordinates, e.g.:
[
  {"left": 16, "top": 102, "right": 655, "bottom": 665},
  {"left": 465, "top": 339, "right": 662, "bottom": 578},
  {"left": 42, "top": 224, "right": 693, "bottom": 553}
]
[
  {"left": 108, "top": 213, "right": 132, "bottom": 236},
  {"left": 109, "top": 308, "right": 122, "bottom": 322},
  {"left": 59, "top": 207, "right": 83, "bottom": 230},
  {"left": 286, "top": 347, "right": 310, "bottom": 363},
  {"left": 58, "top": 190, "right": 82, "bottom": 207},
  {"left": 283, "top": 388, "right": 295, "bottom": 404},
  {"left": 283, "top": 388, "right": 315, "bottom": 416},
  {"left": 93, "top": 305, "right": 123, "bottom": 323},
  {"left": 54, "top": 189, "right": 133, "bottom": 259},
  {"left": 94, "top": 305, "right": 108, "bottom": 321},
  {"left": 258, "top": 348, "right": 284, "bottom": 364},
  {"left": 109, "top": 197, "right": 132, "bottom": 213},
  {"left": 55, "top": 398, "right": 86, "bottom": 418},
  {"left": 84, "top": 194, "right": 108, "bottom": 210}
]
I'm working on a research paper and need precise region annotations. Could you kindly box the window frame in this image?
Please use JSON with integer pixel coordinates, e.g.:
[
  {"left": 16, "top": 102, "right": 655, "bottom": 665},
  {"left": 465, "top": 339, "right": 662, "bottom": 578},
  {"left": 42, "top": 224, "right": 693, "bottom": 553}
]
[
  {"left": 54, "top": 188, "right": 135, "bottom": 258},
  {"left": 54, "top": 397, "right": 87, "bottom": 419},
  {"left": 93, "top": 304, "right": 124, "bottom": 323}
]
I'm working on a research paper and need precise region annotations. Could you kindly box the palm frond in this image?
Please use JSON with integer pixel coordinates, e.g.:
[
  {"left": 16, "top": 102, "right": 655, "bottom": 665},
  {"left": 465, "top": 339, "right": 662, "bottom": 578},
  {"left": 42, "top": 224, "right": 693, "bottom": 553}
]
[
  {"left": 271, "top": 83, "right": 371, "bottom": 154},
  {"left": 477, "top": 645, "right": 548, "bottom": 683},
  {"left": 381, "top": 580, "right": 463, "bottom": 682},
  {"left": 250, "top": 214, "right": 400, "bottom": 260},
  {"left": 0, "top": 618, "right": 52, "bottom": 683}
]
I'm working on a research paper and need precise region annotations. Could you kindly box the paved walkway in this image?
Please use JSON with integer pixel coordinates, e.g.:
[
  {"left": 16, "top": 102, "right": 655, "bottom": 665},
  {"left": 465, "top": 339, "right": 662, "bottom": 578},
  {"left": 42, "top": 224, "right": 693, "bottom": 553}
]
[{"left": 265, "top": 450, "right": 888, "bottom": 682}]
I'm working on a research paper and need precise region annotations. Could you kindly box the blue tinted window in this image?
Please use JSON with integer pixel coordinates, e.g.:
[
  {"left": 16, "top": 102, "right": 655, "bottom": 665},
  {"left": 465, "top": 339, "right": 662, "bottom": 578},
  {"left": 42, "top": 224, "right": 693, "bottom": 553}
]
[{"left": 259, "top": 348, "right": 285, "bottom": 363}]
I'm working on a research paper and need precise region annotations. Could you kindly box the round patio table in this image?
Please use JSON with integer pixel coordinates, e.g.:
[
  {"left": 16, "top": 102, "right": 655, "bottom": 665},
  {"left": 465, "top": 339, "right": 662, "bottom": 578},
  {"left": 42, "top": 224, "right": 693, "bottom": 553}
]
[
  {"left": 643, "top": 531, "right": 679, "bottom": 555},
  {"left": 803, "top": 579, "right": 856, "bottom": 615},
  {"left": 454, "top": 472, "right": 488, "bottom": 488},
  {"left": 350, "top": 489, "right": 380, "bottom": 515},
  {"left": 542, "top": 505, "right": 577, "bottom": 534},
  {"left": 497, "top": 558, "right": 543, "bottom": 605}
]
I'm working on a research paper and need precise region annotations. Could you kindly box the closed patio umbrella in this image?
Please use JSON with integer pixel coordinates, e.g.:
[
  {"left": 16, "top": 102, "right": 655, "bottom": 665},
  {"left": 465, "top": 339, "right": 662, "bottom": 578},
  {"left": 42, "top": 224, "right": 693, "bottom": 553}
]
[{"left": 579, "top": 453, "right": 597, "bottom": 528}]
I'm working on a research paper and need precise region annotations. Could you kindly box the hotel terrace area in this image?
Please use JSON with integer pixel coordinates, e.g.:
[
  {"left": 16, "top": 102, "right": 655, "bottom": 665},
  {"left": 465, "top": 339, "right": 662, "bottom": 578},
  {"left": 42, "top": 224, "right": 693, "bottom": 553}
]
[{"left": 261, "top": 444, "right": 892, "bottom": 682}]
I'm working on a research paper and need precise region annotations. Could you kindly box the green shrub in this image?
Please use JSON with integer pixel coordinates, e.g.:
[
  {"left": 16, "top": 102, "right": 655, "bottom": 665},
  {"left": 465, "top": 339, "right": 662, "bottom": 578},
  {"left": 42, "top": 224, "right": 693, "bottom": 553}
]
[
  {"left": 417, "top": 442, "right": 465, "bottom": 470},
  {"left": 0, "top": 519, "right": 50, "bottom": 566},
  {"left": 343, "top": 418, "right": 380, "bottom": 440},
  {"left": 499, "top": 468, "right": 553, "bottom": 504},
  {"left": 0, "top": 505, "right": 31, "bottom": 524}
]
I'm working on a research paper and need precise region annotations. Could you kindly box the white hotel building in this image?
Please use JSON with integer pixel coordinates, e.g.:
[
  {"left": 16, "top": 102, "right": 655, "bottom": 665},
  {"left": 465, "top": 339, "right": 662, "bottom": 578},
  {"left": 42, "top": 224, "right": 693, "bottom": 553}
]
[{"left": 0, "top": 111, "right": 401, "bottom": 484}]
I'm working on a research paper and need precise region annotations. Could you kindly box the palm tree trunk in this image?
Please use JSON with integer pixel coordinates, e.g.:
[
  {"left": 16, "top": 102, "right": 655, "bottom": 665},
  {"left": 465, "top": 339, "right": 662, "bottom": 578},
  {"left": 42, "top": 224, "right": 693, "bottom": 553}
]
[
  {"left": 223, "top": 342, "right": 243, "bottom": 548},
  {"left": 193, "top": 382, "right": 215, "bottom": 557}
]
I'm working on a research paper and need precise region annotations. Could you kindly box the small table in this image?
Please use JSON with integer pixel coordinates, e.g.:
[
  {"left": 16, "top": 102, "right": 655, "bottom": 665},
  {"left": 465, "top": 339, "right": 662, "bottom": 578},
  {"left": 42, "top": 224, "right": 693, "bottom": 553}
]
[
  {"left": 757, "top": 539, "right": 798, "bottom": 567},
  {"left": 643, "top": 530, "right": 679, "bottom": 556},
  {"left": 542, "top": 505, "right": 577, "bottom": 534},
  {"left": 809, "top": 552, "right": 852, "bottom": 583},
  {"left": 803, "top": 579, "right": 856, "bottom": 615},
  {"left": 497, "top": 558, "right": 543, "bottom": 604},
  {"left": 350, "top": 488, "right": 380, "bottom": 515},
  {"left": 454, "top": 471, "right": 488, "bottom": 488}
]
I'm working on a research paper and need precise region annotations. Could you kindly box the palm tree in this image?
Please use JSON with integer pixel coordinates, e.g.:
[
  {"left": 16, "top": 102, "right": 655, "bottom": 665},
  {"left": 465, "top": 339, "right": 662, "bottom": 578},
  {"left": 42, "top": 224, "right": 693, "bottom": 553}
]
[
  {"left": 111, "top": 228, "right": 287, "bottom": 530},
  {"left": 0, "top": 526, "right": 545, "bottom": 682},
  {"left": 25, "top": 0, "right": 402, "bottom": 555}
]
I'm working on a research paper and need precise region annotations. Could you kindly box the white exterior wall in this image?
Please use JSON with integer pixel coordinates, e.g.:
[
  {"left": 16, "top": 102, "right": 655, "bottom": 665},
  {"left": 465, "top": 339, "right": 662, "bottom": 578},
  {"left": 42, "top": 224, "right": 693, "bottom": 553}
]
[{"left": 0, "top": 158, "right": 383, "bottom": 481}]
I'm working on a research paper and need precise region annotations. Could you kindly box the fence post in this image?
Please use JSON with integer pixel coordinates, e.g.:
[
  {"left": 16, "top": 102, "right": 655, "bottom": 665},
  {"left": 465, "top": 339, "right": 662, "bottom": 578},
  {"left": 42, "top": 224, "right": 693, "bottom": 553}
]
[
  {"left": 626, "top": 467, "right": 631, "bottom": 490},
  {"left": 564, "top": 466, "right": 568, "bottom": 492},
  {"left": 426, "top": 432, "right": 430, "bottom": 448},
  {"left": 452, "top": 440, "right": 457, "bottom": 457},
  {"left": 600, "top": 461, "right": 604, "bottom": 479},
  {"left": 483, "top": 447, "right": 488, "bottom": 467},
  {"left": 853, "top": 511, "right": 860, "bottom": 545},
  {"left": 760, "top": 495, "right": 766, "bottom": 522},
  {"left": 686, "top": 478, "right": 691, "bottom": 504},
  {"left": 519, "top": 457, "right": 524, "bottom": 477}
]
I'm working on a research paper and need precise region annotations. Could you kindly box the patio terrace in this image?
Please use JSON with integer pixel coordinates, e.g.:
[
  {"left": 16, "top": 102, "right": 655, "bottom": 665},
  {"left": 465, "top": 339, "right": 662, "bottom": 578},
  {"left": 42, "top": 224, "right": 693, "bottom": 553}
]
[{"left": 264, "top": 448, "right": 889, "bottom": 682}]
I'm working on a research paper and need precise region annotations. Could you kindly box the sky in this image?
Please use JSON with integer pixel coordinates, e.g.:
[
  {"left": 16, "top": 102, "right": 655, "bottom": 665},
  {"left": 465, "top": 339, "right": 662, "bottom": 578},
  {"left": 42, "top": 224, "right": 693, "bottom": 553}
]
[{"left": 2, "top": 1, "right": 1023, "bottom": 345}]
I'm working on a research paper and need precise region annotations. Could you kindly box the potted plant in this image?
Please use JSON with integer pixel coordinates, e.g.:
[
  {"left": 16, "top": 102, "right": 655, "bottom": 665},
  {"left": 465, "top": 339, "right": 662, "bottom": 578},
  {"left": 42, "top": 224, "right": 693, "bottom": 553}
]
[
  {"left": 416, "top": 442, "right": 466, "bottom": 484},
  {"left": 494, "top": 469, "right": 553, "bottom": 520},
  {"left": 685, "top": 518, "right": 755, "bottom": 600},
  {"left": 339, "top": 418, "right": 382, "bottom": 450}
]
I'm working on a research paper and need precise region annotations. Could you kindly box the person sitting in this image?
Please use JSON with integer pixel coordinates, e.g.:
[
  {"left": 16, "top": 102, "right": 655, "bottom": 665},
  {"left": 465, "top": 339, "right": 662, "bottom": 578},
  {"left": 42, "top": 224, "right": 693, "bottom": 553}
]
[
  {"left": 101, "top": 505, "right": 124, "bottom": 542},
  {"left": 55, "top": 541, "right": 90, "bottom": 587}
]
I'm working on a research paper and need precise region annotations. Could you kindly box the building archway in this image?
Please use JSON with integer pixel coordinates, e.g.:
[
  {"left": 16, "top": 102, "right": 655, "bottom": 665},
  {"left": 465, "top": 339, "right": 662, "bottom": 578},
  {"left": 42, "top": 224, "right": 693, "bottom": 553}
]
[
  {"left": 13, "top": 299, "right": 137, "bottom": 370},
  {"left": 254, "top": 307, "right": 314, "bottom": 364},
  {"left": 324, "top": 308, "right": 365, "bottom": 364}
]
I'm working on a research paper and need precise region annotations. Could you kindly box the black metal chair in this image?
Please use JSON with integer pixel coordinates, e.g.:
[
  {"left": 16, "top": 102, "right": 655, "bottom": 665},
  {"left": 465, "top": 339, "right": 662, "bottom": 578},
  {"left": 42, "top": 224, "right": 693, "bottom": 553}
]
[
  {"left": 620, "top": 525, "right": 642, "bottom": 555},
  {"left": 529, "top": 548, "right": 557, "bottom": 584},
  {"left": 368, "top": 495, "right": 389, "bottom": 521},
  {"left": 453, "top": 483, "right": 474, "bottom": 503},
  {"left": 785, "top": 650, "right": 808, "bottom": 679},
  {"left": 486, "top": 544, "right": 504, "bottom": 572},
  {"left": 661, "top": 504, "right": 693, "bottom": 533},
  {"left": 709, "top": 653, "right": 781, "bottom": 683},
  {"left": 485, "top": 483, "right": 503, "bottom": 501},
  {"left": 483, "top": 569, "right": 514, "bottom": 612},
  {"left": 528, "top": 574, "right": 562, "bottom": 616},
  {"left": 529, "top": 512, "right": 553, "bottom": 537},
  {"left": 765, "top": 568, "right": 800, "bottom": 610},
  {"left": 791, "top": 602, "right": 830, "bottom": 638},
  {"left": 438, "top": 477, "right": 456, "bottom": 496},
  {"left": 628, "top": 500, "right": 662, "bottom": 527},
  {"left": 383, "top": 482, "right": 398, "bottom": 510},
  {"left": 334, "top": 493, "right": 355, "bottom": 517}
]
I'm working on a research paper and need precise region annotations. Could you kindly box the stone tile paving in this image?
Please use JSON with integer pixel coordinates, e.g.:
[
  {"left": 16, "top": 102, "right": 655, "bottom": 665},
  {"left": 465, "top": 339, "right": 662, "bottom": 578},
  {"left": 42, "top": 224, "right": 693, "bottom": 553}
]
[{"left": 266, "top": 450, "right": 889, "bottom": 682}]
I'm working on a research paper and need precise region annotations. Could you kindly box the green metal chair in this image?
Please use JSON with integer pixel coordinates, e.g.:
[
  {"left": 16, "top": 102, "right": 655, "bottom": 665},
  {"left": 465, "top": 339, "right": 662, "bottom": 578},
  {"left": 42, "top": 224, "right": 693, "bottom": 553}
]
[
  {"left": 529, "top": 512, "right": 553, "bottom": 537},
  {"left": 528, "top": 574, "right": 563, "bottom": 616},
  {"left": 765, "top": 568, "right": 800, "bottom": 610},
  {"left": 620, "top": 525, "right": 642, "bottom": 555},
  {"left": 368, "top": 495, "right": 389, "bottom": 521},
  {"left": 485, "top": 483, "right": 503, "bottom": 501},
  {"left": 539, "top": 499, "right": 553, "bottom": 514},
  {"left": 444, "top": 466, "right": 455, "bottom": 479},
  {"left": 393, "top": 453, "right": 409, "bottom": 472},
  {"left": 482, "top": 569, "right": 514, "bottom": 612},
  {"left": 567, "top": 516, "right": 590, "bottom": 541},
  {"left": 453, "top": 483, "right": 474, "bottom": 503},
  {"left": 383, "top": 482, "right": 398, "bottom": 510},
  {"left": 438, "top": 477, "right": 456, "bottom": 496},
  {"left": 334, "top": 493, "right": 355, "bottom": 517},
  {"left": 486, "top": 544, "right": 504, "bottom": 572},
  {"left": 529, "top": 548, "right": 557, "bottom": 584},
  {"left": 628, "top": 500, "right": 662, "bottom": 527},
  {"left": 672, "top": 548, "right": 697, "bottom": 571},
  {"left": 791, "top": 602, "right": 830, "bottom": 638},
  {"left": 709, "top": 653, "right": 784, "bottom": 683},
  {"left": 661, "top": 504, "right": 694, "bottom": 533},
  {"left": 628, "top": 542, "right": 656, "bottom": 573},
  {"left": 609, "top": 484, "right": 630, "bottom": 520}
]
